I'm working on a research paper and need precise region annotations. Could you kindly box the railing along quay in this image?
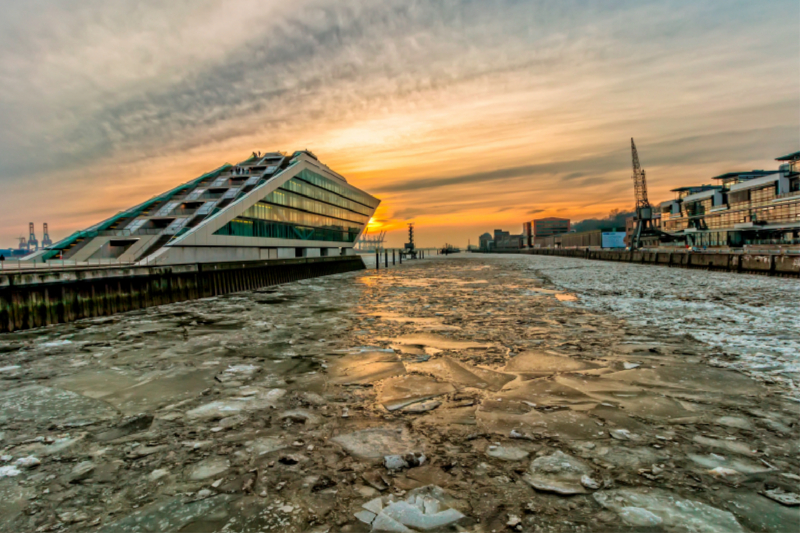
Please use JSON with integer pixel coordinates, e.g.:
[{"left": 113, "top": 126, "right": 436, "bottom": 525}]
[{"left": 482, "top": 248, "right": 800, "bottom": 277}]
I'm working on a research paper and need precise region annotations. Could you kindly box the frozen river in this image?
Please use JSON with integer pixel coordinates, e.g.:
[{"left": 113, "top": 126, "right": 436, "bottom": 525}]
[
  {"left": 0, "top": 254, "right": 797, "bottom": 532},
  {"left": 518, "top": 254, "right": 800, "bottom": 399}
]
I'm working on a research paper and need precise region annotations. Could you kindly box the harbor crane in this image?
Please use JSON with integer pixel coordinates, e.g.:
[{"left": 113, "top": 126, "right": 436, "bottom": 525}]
[
  {"left": 42, "top": 223, "right": 53, "bottom": 247},
  {"left": 27, "top": 222, "right": 39, "bottom": 252},
  {"left": 630, "top": 138, "right": 654, "bottom": 250}
]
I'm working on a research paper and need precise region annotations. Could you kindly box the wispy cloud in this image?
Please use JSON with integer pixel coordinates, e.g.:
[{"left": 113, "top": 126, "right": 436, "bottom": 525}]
[{"left": 0, "top": 0, "right": 797, "bottom": 245}]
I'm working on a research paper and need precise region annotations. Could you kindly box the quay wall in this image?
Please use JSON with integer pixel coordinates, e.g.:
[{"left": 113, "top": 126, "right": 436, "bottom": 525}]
[
  {"left": 487, "top": 249, "right": 800, "bottom": 277},
  {"left": 0, "top": 256, "right": 365, "bottom": 333}
]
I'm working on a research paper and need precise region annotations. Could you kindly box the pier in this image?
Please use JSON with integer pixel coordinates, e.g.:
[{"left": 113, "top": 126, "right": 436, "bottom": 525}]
[{"left": 0, "top": 256, "right": 364, "bottom": 333}]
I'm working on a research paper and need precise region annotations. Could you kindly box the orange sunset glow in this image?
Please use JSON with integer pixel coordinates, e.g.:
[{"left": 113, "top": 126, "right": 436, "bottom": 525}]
[{"left": 0, "top": 1, "right": 797, "bottom": 248}]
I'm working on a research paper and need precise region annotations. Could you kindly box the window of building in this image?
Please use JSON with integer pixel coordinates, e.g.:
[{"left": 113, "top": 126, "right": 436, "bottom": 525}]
[{"left": 214, "top": 170, "right": 374, "bottom": 243}]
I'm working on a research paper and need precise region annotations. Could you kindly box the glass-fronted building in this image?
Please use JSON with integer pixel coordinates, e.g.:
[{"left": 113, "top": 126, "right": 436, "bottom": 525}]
[
  {"left": 215, "top": 169, "right": 376, "bottom": 244},
  {"left": 659, "top": 151, "right": 800, "bottom": 248},
  {"left": 29, "top": 150, "right": 380, "bottom": 265}
]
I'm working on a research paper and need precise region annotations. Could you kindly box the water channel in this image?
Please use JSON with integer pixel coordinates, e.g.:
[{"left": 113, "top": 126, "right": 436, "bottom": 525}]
[{"left": 0, "top": 255, "right": 797, "bottom": 532}]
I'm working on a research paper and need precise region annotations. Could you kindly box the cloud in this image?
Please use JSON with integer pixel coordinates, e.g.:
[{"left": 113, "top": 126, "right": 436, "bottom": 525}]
[{"left": 0, "top": 0, "right": 797, "bottom": 245}]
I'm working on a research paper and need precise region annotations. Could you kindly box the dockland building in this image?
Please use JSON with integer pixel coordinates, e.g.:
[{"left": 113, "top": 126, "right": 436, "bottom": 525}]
[
  {"left": 659, "top": 151, "right": 800, "bottom": 249},
  {"left": 27, "top": 151, "right": 380, "bottom": 265}
]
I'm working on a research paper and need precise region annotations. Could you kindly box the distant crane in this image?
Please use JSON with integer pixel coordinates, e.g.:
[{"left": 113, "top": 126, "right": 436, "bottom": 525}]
[
  {"left": 27, "top": 222, "right": 38, "bottom": 252},
  {"left": 630, "top": 138, "right": 653, "bottom": 250},
  {"left": 42, "top": 223, "right": 53, "bottom": 247}
]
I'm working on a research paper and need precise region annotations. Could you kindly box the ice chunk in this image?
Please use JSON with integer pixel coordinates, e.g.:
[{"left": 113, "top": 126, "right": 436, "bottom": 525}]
[
  {"left": 188, "top": 457, "right": 229, "bottom": 481},
  {"left": 185, "top": 389, "right": 286, "bottom": 420},
  {"left": 381, "top": 501, "right": 464, "bottom": 530},
  {"left": 523, "top": 451, "right": 593, "bottom": 495},
  {"left": 0, "top": 465, "right": 21, "bottom": 478},
  {"left": 594, "top": 488, "right": 745, "bottom": 532},
  {"left": 363, "top": 497, "right": 384, "bottom": 515},
  {"left": 357, "top": 485, "right": 466, "bottom": 532},
  {"left": 486, "top": 445, "right": 529, "bottom": 461},
  {"left": 619, "top": 507, "right": 663, "bottom": 526},
  {"left": 355, "top": 510, "right": 377, "bottom": 524},
  {"left": 379, "top": 375, "right": 454, "bottom": 412},
  {"left": 331, "top": 427, "right": 419, "bottom": 461},
  {"left": 384, "top": 455, "right": 408, "bottom": 470},
  {"left": 402, "top": 400, "right": 441, "bottom": 413},
  {"left": 763, "top": 488, "right": 800, "bottom": 507},
  {"left": 371, "top": 512, "right": 412, "bottom": 532},
  {"left": 15, "top": 456, "right": 41, "bottom": 468}
]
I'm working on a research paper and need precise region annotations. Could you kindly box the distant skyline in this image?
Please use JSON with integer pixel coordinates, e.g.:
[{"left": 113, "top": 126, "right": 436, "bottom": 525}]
[{"left": 1, "top": 0, "right": 798, "bottom": 248}]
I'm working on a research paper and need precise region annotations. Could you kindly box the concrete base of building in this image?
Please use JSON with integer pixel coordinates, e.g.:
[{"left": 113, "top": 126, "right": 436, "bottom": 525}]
[
  {"left": 0, "top": 256, "right": 365, "bottom": 333},
  {"left": 482, "top": 249, "right": 800, "bottom": 277}
]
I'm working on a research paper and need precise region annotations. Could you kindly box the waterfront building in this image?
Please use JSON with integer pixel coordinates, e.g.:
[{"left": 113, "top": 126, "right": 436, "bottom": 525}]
[
  {"left": 478, "top": 229, "right": 523, "bottom": 250},
  {"left": 660, "top": 151, "right": 800, "bottom": 249},
  {"left": 479, "top": 232, "right": 494, "bottom": 252},
  {"left": 27, "top": 151, "right": 380, "bottom": 265},
  {"left": 534, "top": 224, "right": 632, "bottom": 249},
  {"left": 523, "top": 222, "right": 533, "bottom": 247},
  {"left": 496, "top": 234, "right": 524, "bottom": 249},
  {"left": 493, "top": 229, "right": 510, "bottom": 242},
  {"left": 532, "top": 217, "right": 570, "bottom": 238}
]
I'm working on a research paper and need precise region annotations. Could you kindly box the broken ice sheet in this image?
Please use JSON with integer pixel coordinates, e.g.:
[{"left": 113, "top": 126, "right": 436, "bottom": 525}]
[
  {"left": 356, "top": 486, "right": 466, "bottom": 532},
  {"left": 502, "top": 351, "right": 601, "bottom": 376},
  {"left": 594, "top": 488, "right": 745, "bottom": 532},
  {"left": 0, "top": 385, "right": 118, "bottom": 425},
  {"left": 331, "top": 427, "right": 420, "bottom": 461},
  {"left": 497, "top": 378, "right": 597, "bottom": 410},
  {"left": 184, "top": 388, "right": 286, "bottom": 420},
  {"left": 388, "top": 333, "right": 491, "bottom": 351},
  {"left": 98, "top": 495, "right": 234, "bottom": 532},
  {"left": 523, "top": 451, "right": 595, "bottom": 495},
  {"left": 407, "top": 356, "right": 514, "bottom": 391},
  {"left": 379, "top": 375, "right": 455, "bottom": 411},
  {"left": 328, "top": 350, "right": 406, "bottom": 385}
]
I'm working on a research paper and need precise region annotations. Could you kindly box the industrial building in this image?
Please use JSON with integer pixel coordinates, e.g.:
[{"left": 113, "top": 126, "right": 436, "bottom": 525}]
[
  {"left": 523, "top": 217, "right": 570, "bottom": 247},
  {"left": 531, "top": 228, "right": 626, "bottom": 249},
  {"left": 479, "top": 233, "right": 494, "bottom": 252},
  {"left": 478, "top": 229, "right": 525, "bottom": 250},
  {"left": 26, "top": 151, "right": 380, "bottom": 265},
  {"left": 533, "top": 217, "right": 570, "bottom": 237},
  {"left": 659, "top": 151, "right": 799, "bottom": 249}
]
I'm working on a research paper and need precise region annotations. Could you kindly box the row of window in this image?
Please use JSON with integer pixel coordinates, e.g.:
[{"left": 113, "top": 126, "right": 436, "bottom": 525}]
[
  {"left": 665, "top": 199, "right": 800, "bottom": 231},
  {"left": 262, "top": 188, "right": 370, "bottom": 224},
  {"left": 296, "top": 169, "right": 380, "bottom": 209},
  {"left": 215, "top": 218, "right": 360, "bottom": 242},
  {"left": 682, "top": 184, "right": 780, "bottom": 218},
  {"left": 279, "top": 177, "right": 375, "bottom": 217},
  {"left": 237, "top": 202, "right": 363, "bottom": 234},
  {"left": 685, "top": 230, "right": 800, "bottom": 247}
]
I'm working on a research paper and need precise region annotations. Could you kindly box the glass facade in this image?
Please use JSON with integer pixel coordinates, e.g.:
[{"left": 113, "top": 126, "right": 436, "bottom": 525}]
[
  {"left": 214, "top": 169, "right": 376, "bottom": 243},
  {"left": 662, "top": 177, "right": 800, "bottom": 246},
  {"left": 664, "top": 183, "right": 800, "bottom": 234},
  {"left": 294, "top": 169, "right": 379, "bottom": 209}
]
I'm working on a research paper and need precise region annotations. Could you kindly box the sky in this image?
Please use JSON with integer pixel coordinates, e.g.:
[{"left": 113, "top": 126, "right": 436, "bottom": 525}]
[{"left": 0, "top": 0, "right": 798, "bottom": 249}]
